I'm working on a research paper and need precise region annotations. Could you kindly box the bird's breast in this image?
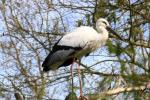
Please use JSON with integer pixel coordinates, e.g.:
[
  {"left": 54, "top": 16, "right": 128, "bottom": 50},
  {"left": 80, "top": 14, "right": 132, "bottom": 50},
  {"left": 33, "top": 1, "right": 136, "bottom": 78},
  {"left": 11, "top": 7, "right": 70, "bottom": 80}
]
[{"left": 74, "top": 39, "right": 104, "bottom": 58}]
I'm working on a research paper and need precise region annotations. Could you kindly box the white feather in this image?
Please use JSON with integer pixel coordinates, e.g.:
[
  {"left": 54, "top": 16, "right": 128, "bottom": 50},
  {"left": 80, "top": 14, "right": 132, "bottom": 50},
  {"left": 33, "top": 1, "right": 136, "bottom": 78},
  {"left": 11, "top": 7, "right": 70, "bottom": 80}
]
[{"left": 58, "top": 25, "right": 109, "bottom": 58}]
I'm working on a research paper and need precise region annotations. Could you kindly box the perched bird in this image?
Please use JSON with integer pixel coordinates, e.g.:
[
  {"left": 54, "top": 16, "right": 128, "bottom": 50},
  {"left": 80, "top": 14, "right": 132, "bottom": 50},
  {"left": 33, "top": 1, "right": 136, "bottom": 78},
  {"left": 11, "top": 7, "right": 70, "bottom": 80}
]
[{"left": 42, "top": 18, "right": 119, "bottom": 72}]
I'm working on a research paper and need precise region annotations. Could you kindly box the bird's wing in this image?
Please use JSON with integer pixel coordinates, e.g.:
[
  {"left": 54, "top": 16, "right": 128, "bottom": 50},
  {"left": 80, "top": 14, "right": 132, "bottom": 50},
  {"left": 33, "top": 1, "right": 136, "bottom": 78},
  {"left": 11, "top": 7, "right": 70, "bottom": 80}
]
[
  {"left": 42, "top": 36, "right": 84, "bottom": 71},
  {"left": 42, "top": 48, "right": 76, "bottom": 71}
]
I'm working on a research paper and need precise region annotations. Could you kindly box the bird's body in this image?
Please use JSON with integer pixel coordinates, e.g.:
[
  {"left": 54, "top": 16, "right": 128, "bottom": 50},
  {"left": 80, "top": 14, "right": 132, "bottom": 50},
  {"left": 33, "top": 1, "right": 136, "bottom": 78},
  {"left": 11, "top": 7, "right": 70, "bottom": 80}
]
[
  {"left": 58, "top": 26, "right": 108, "bottom": 58},
  {"left": 59, "top": 26, "right": 108, "bottom": 50},
  {"left": 42, "top": 18, "right": 117, "bottom": 72}
]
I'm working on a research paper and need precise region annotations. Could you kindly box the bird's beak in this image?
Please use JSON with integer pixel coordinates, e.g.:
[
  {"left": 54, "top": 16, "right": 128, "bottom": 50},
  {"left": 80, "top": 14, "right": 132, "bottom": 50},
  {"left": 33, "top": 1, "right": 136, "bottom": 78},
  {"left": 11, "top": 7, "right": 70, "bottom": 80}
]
[{"left": 106, "top": 26, "right": 122, "bottom": 40}]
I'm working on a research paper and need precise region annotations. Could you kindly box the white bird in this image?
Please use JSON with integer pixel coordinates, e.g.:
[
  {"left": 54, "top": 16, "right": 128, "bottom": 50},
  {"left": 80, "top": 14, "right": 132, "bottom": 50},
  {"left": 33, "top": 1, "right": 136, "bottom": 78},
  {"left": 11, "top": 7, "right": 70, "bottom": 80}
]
[{"left": 42, "top": 18, "right": 118, "bottom": 72}]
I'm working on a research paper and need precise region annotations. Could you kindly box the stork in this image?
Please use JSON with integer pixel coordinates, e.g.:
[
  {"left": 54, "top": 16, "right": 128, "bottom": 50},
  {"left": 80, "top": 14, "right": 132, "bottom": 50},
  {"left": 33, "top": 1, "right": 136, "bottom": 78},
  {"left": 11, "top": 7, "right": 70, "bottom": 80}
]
[{"left": 42, "top": 18, "right": 119, "bottom": 99}]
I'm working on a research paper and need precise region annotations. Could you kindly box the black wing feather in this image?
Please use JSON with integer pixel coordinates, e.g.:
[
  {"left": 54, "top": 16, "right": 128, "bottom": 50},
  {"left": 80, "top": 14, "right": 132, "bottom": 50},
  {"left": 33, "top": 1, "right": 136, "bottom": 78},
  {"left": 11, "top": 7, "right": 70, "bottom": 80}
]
[{"left": 42, "top": 43, "right": 83, "bottom": 72}]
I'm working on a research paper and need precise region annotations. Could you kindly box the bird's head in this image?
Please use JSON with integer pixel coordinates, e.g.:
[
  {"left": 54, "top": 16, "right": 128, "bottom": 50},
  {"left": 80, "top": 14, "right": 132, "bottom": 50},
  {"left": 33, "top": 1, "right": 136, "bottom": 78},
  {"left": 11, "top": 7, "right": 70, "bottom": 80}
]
[
  {"left": 96, "top": 18, "right": 122, "bottom": 40},
  {"left": 96, "top": 18, "right": 110, "bottom": 29}
]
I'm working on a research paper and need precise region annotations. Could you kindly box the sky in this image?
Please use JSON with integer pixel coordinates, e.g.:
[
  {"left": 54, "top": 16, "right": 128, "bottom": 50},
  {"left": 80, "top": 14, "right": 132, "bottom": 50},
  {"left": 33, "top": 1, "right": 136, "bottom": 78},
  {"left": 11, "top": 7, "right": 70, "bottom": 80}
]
[{"left": 0, "top": 0, "right": 149, "bottom": 99}]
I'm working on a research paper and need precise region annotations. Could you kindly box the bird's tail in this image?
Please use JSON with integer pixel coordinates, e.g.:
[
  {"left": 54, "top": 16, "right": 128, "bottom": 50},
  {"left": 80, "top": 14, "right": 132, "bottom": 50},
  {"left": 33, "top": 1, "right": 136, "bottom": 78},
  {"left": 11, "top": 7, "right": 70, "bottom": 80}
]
[
  {"left": 42, "top": 65, "right": 51, "bottom": 72},
  {"left": 42, "top": 56, "right": 52, "bottom": 72},
  {"left": 42, "top": 52, "right": 54, "bottom": 72}
]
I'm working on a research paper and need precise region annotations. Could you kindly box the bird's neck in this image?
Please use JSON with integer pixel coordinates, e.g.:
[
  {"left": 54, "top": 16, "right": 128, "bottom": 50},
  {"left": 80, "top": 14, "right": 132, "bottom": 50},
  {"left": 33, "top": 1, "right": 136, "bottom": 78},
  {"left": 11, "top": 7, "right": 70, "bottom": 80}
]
[{"left": 97, "top": 26, "right": 109, "bottom": 40}]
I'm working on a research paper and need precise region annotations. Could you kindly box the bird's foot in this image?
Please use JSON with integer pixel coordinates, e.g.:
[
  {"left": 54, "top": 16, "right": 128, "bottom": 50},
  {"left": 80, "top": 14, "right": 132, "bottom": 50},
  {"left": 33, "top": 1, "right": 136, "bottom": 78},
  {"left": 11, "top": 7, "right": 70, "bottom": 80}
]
[{"left": 78, "top": 95, "right": 88, "bottom": 100}]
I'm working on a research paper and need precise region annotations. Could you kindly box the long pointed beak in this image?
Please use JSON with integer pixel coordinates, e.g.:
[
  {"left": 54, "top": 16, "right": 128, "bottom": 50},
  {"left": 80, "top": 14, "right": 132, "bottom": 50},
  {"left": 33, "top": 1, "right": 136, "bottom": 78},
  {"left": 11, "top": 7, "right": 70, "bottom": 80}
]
[{"left": 106, "top": 26, "right": 122, "bottom": 40}]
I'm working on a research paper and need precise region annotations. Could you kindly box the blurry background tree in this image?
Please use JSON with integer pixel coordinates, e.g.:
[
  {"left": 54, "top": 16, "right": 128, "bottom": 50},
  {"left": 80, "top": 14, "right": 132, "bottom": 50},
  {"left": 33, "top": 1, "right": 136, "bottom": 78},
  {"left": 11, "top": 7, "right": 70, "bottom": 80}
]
[{"left": 0, "top": 0, "right": 150, "bottom": 99}]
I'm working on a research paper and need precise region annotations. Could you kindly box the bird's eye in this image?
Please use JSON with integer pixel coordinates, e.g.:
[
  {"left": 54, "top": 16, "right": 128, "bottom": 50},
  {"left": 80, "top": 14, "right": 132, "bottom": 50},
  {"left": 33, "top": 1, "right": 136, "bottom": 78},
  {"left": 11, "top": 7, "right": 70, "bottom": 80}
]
[{"left": 102, "top": 21, "right": 107, "bottom": 25}]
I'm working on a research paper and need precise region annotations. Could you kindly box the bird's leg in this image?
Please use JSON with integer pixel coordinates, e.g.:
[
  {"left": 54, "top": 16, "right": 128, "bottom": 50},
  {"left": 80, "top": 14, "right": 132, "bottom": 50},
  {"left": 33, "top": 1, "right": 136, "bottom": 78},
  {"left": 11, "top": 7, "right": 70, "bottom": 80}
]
[
  {"left": 77, "top": 62, "right": 88, "bottom": 100},
  {"left": 70, "top": 58, "right": 75, "bottom": 93},
  {"left": 77, "top": 63, "right": 82, "bottom": 96},
  {"left": 77, "top": 63, "right": 88, "bottom": 100}
]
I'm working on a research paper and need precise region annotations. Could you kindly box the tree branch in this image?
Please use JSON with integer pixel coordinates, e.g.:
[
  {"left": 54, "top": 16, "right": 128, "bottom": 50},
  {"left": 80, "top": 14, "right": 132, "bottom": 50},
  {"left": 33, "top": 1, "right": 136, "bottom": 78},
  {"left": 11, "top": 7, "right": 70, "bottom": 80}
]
[
  {"left": 88, "top": 82, "right": 150, "bottom": 99},
  {"left": 101, "top": 82, "right": 150, "bottom": 95}
]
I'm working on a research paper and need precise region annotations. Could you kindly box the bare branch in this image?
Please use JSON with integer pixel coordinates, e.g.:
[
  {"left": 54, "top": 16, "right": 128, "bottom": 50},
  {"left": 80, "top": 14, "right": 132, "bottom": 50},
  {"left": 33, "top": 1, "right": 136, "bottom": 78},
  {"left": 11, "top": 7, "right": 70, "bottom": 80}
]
[{"left": 101, "top": 82, "right": 150, "bottom": 95}]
